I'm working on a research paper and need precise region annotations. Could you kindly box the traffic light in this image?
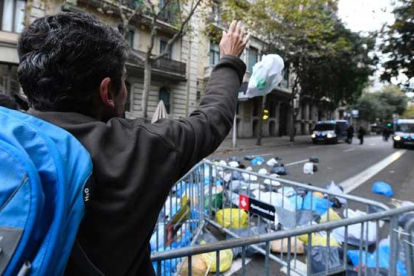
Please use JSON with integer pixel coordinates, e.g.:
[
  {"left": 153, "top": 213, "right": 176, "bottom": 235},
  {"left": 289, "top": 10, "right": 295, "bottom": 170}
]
[
  {"left": 263, "top": 109, "right": 269, "bottom": 120},
  {"left": 387, "top": 123, "right": 392, "bottom": 127}
]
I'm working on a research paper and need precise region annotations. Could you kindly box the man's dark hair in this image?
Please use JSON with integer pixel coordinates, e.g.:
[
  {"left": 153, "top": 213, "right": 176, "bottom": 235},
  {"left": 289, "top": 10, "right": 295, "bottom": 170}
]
[
  {"left": 17, "top": 12, "right": 129, "bottom": 114},
  {"left": 0, "top": 94, "right": 19, "bottom": 110}
]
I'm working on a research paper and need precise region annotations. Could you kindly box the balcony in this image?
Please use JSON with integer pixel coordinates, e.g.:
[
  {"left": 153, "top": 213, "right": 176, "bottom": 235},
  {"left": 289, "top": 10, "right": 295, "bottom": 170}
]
[{"left": 127, "top": 50, "right": 187, "bottom": 80}]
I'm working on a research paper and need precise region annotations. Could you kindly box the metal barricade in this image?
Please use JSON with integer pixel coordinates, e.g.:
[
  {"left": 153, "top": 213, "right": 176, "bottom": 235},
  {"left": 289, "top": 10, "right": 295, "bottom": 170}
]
[{"left": 150, "top": 160, "right": 414, "bottom": 276}]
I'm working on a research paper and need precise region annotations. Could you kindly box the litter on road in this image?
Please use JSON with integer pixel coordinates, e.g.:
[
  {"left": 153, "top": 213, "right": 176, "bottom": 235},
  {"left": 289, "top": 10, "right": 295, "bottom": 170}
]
[{"left": 372, "top": 181, "right": 394, "bottom": 197}]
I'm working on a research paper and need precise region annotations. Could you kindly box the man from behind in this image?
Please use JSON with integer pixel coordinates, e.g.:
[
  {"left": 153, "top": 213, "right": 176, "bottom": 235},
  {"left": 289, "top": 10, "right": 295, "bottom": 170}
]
[{"left": 17, "top": 12, "right": 248, "bottom": 276}]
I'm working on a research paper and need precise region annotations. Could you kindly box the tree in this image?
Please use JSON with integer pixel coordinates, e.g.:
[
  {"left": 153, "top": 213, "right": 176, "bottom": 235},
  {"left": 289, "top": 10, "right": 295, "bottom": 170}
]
[
  {"left": 353, "top": 85, "right": 408, "bottom": 122},
  {"left": 402, "top": 105, "right": 414, "bottom": 119},
  {"left": 98, "top": 0, "right": 206, "bottom": 118},
  {"left": 380, "top": 0, "right": 414, "bottom": 85},
  {"left": 231, "top": 0, "right": 374, "bottom": 142}
]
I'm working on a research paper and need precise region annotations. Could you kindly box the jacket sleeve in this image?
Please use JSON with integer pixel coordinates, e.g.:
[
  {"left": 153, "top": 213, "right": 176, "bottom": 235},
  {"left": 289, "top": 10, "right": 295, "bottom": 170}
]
[{"left": 159, "top": 55, "right": 246, "bottom": 176}]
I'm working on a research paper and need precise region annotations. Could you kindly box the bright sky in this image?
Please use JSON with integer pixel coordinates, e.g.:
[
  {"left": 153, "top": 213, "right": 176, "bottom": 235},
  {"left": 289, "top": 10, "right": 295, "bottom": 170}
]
[
  {"left": 338, "top": 0, "right": 394, "bottom": 33},
  {"left": 338, "top": 0, "right": 398, "bottom": 91}
]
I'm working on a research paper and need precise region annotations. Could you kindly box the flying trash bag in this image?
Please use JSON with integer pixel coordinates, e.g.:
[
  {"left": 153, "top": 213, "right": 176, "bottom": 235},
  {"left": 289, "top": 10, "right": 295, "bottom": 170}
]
[
  {"left": 246, "top": 54, "right": 285, "bottom": 98},
  {"left": 372, "top": 181, "right": 394, "bottom": 197}
]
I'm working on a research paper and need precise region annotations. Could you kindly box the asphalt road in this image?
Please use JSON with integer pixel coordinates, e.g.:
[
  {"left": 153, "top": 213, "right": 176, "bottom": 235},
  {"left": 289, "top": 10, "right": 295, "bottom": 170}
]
[{"left": 207, "top": 136, "right": 414, "bottom": 275}]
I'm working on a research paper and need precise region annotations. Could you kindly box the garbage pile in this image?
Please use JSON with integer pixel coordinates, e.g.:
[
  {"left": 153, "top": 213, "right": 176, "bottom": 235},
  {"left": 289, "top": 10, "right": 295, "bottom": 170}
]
[{"left": 151, "top": 159, "right": 410, "bottom": 275}]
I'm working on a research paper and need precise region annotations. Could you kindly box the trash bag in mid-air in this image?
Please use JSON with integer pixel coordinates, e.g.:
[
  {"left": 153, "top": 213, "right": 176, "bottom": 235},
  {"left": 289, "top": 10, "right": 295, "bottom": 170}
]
[{"left": 246, "top": 54, "right": 284, "bottom": 98}]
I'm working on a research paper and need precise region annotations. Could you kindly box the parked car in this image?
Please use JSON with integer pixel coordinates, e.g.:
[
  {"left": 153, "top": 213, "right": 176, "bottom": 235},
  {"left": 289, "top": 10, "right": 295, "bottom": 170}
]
[{"left": 311, "top": 120, "right": 349, "bottom": 144}]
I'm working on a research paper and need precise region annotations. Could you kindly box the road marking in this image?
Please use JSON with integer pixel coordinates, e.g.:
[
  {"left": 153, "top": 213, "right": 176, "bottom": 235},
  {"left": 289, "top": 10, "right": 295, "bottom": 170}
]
[
  {"left": 224, "top": 257, "right": 252, "bottom": 275},
  {"left": 344, "top": 148, "right": 355, "bottom": 153},
  {"left": 285, "top": 159, "right": 310, "bottom": 167},
  {"left": 308, "top": 146, "right": 318, "bottom": 149},
  {"left": 340, "top": 150, "right": 407, "bottom": 193},
  {"left": 370, "top": 143, "right": 376, "bottom": 146}
]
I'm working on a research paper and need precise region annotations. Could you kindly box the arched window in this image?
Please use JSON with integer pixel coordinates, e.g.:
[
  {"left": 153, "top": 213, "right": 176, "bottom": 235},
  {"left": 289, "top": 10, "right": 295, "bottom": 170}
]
[{"left": 159, "top": 87, "right": 170, "bottom": 113}]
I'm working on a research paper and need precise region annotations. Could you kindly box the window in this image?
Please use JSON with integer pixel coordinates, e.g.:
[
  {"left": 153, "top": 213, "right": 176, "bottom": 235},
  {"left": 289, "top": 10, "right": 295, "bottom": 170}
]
[
  {"left": 127, "top": 30, "right": 134, "bottom": 49},
  {"left": 248, "top": 47, "right": 258, "bottom": 72},
  {"left": 209, "top": 42, "right": 220, "bottom": 66},
  {"left": 1, "top": 0, "right": 26, "bottom": 33},
  {"left": 160, "top": 40, "right": 172, "bottom": 59},
  {"left": 159, "top": 87, "right": 171, "bottom": 113},
  {"left": 125, "top": 82, "right": 132, "bottom": 112}
]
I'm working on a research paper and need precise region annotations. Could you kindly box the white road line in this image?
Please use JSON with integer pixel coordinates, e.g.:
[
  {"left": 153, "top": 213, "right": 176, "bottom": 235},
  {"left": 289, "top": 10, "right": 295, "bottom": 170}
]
[
  {"left": 341, "top": 150, "right": 407, "bottom": 193},
  {"left": 224, "top": 257, "right": 252, "bottom": 275},
  {"left": 344, "top": 148, "right": 355, "bottom": 153},
  {"left": 285, "top": 159, "right": 310, "bottom": 167}
]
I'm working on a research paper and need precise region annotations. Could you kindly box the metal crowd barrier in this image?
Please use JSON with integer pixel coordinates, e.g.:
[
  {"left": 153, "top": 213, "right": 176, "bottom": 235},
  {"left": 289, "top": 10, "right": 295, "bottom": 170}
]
[{"left": 150, "top": 160, "right": 414, "bottom": 276}]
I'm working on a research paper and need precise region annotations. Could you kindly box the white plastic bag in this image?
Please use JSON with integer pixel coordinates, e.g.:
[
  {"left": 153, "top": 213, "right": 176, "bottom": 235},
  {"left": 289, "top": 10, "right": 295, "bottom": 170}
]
[
  {"left": 266, "top": 158, "right": 278, "bottom": 167},
  {"left": 246, "top": 54, "right": 285, "bottom": 98},
  {"left": 258, "top": 168, "right": 268, "bottom": 175},
  {"left": 332, "top": 209, "right": 379, "bottom": 246},
  {"left": 228, "top": 161, "right": 239, "bottom": 168},
  {"left": 303, "top": 162, "right": 314, "bottom": 175},
  {"left": 327, "top": 181, "right": 347, "bottom": 205},
  {"left": 252, "top": 190, "right": 295, "bottom": 212}
]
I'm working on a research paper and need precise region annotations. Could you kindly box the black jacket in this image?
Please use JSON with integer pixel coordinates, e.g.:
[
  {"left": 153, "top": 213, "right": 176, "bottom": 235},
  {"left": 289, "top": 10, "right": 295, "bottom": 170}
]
[{"left": 28, "top": 55, "right": 246, "bottom": 276}]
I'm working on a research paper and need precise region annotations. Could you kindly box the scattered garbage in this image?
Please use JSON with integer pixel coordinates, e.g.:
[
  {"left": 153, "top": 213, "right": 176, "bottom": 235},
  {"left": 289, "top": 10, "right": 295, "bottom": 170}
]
[
  {"left": 258, "top": 168, "right": 268, "bottom": 175},
  {"left": 333, "top": 209, "right": 378, "bottom": 246},
  {"left": 266, "top": 158, "right": 278, "bottom": 167},
  {"left": 303, "top": 162, "right": 315, "bottom": 175},
  {"left": 227, "top": 226, "right": 267, "bottom": 257},
  {"left": 347, "top": 238, "right": 407, "bottom": 276},
  {"left": 178, "top": 255, "right": 208, "bottom": 276},
  {"left": 228, "top": 161, "right": 239, "bottom": 168},
  {"left": 271, "top": 164, "right": 287, "bottom": 175},
  {"left": 326, "top": 181, "right": 347, "bottom": 207},
  {"left": 311, "top": 246, "right": 343, "bottom": 274},
  {"left": 277, "top": 187, "right": 296, "bottom": 197},
  {"left": 228, "top": 156, "right": 238, "bottom": 162},
  {"left": 276, "top": 209, "right": 314, "bottom": 229},
  {"left": 200, "top": 243, "right": 233, "bottom": 273},
  {"left": 313, "top": 192, "right": 324, "bottom": 198},
  {"left": 251, "top": 156, "right": 265, "bottom": 166},
  {"left": 216, "top": 208, "right": 248, "bottom": 229},
  {"left": 309, "top": 156, "right": 319, "bottom": 163},
  {"left": 246, "top": 54, "right": 284, "bottom": 98},
  {"left": 302, "top": 192, "right": 333, "bottom": 216},
  {"left": 263, "top": 178, "right": 281, "bottom": 186},
  {"left": 252, "top": 190, "right": 295, "bottom": 212},
  {"left": 243, "top": 155, "right": 254, "bottom": 161},
  {"left": 299, "top": 232, "right": 341, "bottom": 247},
  {"left": 372, "top": 181, "right": 394, "bottom": 197},
  {"left": 242, "top": 171, "right": 257, "bottom": 181},
  {"left": 271, "top": 238, "right": 305, "bottom": 254},
  {"left": 320, "top": 209, "right": 342, "bottom": 223},
  {"left": 218, "top": 160, "right": 228, "bottom": 167}
]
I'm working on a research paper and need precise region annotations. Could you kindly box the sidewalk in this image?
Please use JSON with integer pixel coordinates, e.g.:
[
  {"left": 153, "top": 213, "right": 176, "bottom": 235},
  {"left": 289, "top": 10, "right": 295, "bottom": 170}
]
[{"left": 215, "top": 135, "right": 311, "bottom": 154}]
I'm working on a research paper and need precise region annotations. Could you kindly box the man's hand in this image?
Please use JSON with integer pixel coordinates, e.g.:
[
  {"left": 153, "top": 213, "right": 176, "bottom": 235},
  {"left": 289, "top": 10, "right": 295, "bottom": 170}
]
[{"left": 220, "top": 20, "right": 249, "bottom": 57}]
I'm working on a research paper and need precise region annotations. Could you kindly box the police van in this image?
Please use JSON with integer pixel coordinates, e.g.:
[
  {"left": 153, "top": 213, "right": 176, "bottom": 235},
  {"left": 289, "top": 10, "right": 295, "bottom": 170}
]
[
  {"left": 311, "top": 120, "right": 349, "bottom": 144},
  {"left": 393, "top": 119, "right": 414, "bottom": 148}
]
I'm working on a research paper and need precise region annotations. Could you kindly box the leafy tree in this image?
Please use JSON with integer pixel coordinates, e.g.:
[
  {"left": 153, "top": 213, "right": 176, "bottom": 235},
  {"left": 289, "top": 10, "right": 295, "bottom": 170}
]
[
  {"left": 218, "top": 0, "right": 374, "bottom": 142},
  {"left": 402, "top": 105, "right": 414, "bottom": 119},
  {"left": 354, "top": 85, "right": 408, "bottom": 122},
  {"left": 380, "top": 0, "right": 414, "bottom": 84}
]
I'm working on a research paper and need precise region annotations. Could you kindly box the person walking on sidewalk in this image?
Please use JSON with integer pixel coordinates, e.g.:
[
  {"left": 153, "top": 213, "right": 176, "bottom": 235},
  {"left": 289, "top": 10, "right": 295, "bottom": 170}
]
[
  {"left": 358, "top": 126, "right": 366, "bottom": 145},
  {"left": 17, "top": 12, "right": 249, "bottom": 276},
  {"left": 346, "top": 125, "right": 354, "bottom": 144}
]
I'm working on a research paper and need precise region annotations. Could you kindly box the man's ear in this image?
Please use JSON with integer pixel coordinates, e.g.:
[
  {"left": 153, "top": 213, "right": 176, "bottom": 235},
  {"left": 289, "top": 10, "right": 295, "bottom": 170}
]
[{"left": 100, "top": 77, "right": 115, "bottom": 108}]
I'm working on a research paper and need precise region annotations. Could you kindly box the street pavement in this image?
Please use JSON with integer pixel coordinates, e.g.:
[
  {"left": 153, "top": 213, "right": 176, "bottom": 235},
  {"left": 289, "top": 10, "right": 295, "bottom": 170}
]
[{"left": 207, "top": 135, "right": 414, "bottom": 275}]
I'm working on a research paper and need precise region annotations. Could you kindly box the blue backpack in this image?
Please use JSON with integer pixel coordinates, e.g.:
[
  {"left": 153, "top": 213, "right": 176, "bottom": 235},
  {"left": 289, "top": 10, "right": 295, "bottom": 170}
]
[{"left": 0, "top": 106, "right": 93, "bottom": 276}]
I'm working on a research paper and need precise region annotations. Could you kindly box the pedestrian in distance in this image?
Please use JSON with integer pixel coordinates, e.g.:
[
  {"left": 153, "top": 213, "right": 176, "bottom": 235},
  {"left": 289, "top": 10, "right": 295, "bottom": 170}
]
[
  {"left": 358, "top": 126, "right": 366, "bottom": 145},
  {"left": 383, "top": 127, "right": 390, "bottom": 142},
  {"left": 346, "top": 124, "right": 354, "bottom": 144},
  {"left": 14, "top": 12, "right": 249, "bottom": 276}
]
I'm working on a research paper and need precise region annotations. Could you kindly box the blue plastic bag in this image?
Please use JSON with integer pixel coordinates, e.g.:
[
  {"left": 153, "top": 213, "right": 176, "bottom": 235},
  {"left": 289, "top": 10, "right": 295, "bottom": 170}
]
[
  {"left": 302, "top": 193, "right": 332, "bottom": 216},
  {"left": 372, "top": 181, "right": 394, "bottom": 197},
  {"left": 347, "top": 241, "right": 407, "bottom": 276},
  {"left": 251, "top": 156, "right": 265, "bottom": 166}
]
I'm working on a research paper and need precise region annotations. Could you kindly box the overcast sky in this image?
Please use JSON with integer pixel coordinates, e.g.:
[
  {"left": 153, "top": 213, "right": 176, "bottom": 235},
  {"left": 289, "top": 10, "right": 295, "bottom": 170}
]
[{"left": 338, "top": 0, "right": 399, "bottom": 91}]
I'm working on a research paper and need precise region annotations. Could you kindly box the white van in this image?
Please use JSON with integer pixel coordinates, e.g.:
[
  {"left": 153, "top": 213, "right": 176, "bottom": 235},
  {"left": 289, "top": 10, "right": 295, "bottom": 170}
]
[{"left": 393, "top": 119, "right": 414, "bottom": 148}]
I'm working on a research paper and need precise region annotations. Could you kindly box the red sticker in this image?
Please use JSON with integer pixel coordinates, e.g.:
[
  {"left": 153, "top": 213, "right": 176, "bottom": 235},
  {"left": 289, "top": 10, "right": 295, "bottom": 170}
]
[{"left": 239, "top": 194, "right": 250, "bottom": 212}]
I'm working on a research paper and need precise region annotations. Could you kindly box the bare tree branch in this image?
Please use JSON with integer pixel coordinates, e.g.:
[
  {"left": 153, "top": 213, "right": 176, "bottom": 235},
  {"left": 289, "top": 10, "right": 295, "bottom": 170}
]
[
  {"left": 153, "top": 0, "right": 202, "bottom": 61},
  {"left": 156, "top": 0, "right": 172, "bottom": 17}
]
